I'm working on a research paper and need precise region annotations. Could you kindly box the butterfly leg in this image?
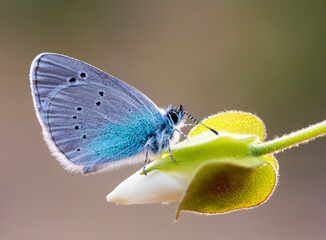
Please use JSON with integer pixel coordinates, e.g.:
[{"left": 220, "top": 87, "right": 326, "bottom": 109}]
[
  {"left": 166, "top": 136, "right": 176, "bottom": 162},
  {"left": 175, "top": 128, "right": 189, "bottom": 140},
  {"left": 143, "top": 144, "right": 150, "bottom": 175}
]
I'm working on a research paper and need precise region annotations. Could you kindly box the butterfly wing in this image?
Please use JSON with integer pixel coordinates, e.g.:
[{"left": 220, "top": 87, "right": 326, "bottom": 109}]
[{"left": 30, "top": 53, "right": 164, "bottom": 174}]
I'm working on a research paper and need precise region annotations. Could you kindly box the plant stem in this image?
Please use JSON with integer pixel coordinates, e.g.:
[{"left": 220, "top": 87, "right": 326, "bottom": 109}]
[{"left": 250, "top": 120, "right": 326, "bottom": 156}]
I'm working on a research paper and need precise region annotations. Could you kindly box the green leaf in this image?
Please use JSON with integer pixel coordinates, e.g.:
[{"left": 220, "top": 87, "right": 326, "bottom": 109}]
[
  {"left": 144, "top": 132, "right": 258, "bottom": 176},
  {"left": 176, "top": 157, "right": 266, "bottom": 218},
  {"left": 189, "top": 111, "right": 266, "bottom": 141},
  {"left": 174, "top": 112, "right": 278, "bottom": 218},
  {"left": 176, "top": 155, "right": 277, "bottom": 219}
]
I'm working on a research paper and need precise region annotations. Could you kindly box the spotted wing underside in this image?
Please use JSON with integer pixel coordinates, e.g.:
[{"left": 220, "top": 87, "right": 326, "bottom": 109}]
[{"left": 30, "top": 53, "right": 163, "bottom": 174}]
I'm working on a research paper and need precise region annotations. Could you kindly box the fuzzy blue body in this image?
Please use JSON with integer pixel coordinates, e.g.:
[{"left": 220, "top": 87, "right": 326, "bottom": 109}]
[
  {"left": 30, "top": 53, "right": 183, "bottom": 174},
  {"left": 85, "top": 113, "right": 174, "bottom": 163}
]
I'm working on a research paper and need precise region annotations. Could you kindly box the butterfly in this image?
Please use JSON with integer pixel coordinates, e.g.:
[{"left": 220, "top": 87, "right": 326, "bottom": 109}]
[{"left": 30, "top": 53, "right": 217, "bottom": 175}]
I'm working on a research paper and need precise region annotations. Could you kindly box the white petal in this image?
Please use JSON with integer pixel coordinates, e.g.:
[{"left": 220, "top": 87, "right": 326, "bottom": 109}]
[{"left": 106, "top": 165, "right": 189, "bottom": 205}]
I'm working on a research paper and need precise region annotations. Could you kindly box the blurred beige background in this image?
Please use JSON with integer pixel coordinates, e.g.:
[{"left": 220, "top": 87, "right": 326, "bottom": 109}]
[{"left": 1, "top": 1, "right": 325, "bottom": 239}]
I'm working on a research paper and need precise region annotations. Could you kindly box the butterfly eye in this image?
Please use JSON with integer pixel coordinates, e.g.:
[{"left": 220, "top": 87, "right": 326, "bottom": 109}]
[{"left": 169, "top": 111, "right": 180, "bottom": 125}]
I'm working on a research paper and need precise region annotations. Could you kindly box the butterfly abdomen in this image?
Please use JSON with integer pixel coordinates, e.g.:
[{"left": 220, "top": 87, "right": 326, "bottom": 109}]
[{"left": 85, "top": 114, "right": 159, "bottom": 161}]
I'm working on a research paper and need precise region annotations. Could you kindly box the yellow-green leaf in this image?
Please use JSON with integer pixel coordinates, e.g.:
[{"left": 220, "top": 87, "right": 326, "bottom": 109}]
[
  {"left": 189, "top": 111, "right": 265, "bottom": 141},
  {"left": 176, "top": 157, "right": 266, "bottom": 218},
  {"left": 176, "top": 156, "right": 277, "bottom": 219},
  {"left": 174, "top": 111, "right": 278, "bottom": 218},
  {"left": 145, "top": 132, "right": 257, "bottom": 176}
]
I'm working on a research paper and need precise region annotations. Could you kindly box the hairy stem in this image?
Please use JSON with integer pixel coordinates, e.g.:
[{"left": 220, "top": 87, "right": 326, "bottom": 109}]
[{"left": 250, "top": 120, "right": 326, "bottom": 156}]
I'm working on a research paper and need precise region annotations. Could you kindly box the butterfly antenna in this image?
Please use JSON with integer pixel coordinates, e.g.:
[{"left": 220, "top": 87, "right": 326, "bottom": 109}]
[{"left": 179, "top": 105, "right": 218, "bottom": 135}]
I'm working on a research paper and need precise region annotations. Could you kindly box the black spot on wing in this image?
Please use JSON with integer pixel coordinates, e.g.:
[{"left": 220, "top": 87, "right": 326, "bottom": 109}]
[{"left": 69, "top": 77, "right": 77, "bottom": 84}]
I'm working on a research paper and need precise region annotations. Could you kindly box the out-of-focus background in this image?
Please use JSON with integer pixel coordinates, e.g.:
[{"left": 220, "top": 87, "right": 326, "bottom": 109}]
[{"left": 1, "top": 1, "right": 325, "bottom": 239}]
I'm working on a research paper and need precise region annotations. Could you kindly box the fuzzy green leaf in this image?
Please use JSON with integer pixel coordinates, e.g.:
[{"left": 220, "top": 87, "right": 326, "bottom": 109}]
[
  {"left": 176, "top": 157, "right": 265, "bottom": 218},
  {"left": 176, "top": 155, "right": 276, "bottom": 219},
  {"left": 189, "top": 111, "right": 266, "bottom": 141},
  {"left": 145, "top": 132, "right": 258, "bottom": 176},
  {"left": 173, "top": 112, "right": 278, "bottom": 218}
]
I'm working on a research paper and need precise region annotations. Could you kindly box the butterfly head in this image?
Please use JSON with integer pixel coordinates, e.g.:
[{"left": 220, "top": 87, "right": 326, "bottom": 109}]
[{"left": 165, "top": 105, "right": 185, "bottom": 126}]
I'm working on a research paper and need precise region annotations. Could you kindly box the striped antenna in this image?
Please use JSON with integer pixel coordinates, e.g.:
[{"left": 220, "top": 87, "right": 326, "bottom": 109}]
[{"left": 179, "top": 105, "right": 218, "bottom": 135}]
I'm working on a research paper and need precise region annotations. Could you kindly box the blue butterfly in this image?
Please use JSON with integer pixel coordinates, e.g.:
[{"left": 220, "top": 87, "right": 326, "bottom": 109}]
[{"left": 30, "top": 53, "right": 217, "bottom": 175}]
